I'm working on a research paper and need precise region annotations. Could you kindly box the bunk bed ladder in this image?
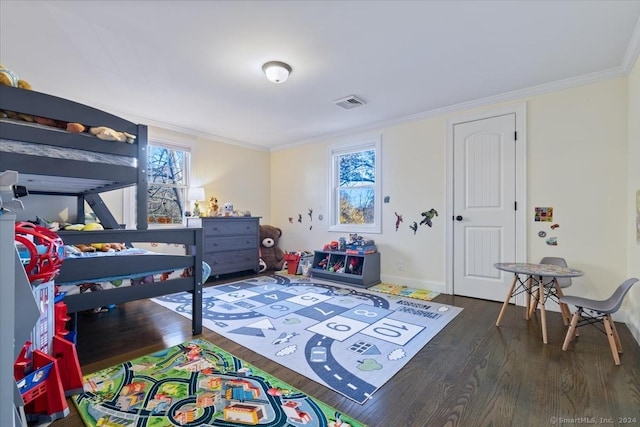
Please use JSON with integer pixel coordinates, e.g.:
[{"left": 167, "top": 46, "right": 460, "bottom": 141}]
[{"left": 83, "top": 193, "right": 122, "bottom": 230}]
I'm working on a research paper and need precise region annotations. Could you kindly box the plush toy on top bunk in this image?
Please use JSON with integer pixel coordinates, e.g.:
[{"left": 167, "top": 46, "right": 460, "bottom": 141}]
[
  {"left": 0, "top": 64, "right": 32, "bottom": 90},
  {"left": 89, "top": 126, "right": 136, "bottom": 144},
  {"left": 0, "top": 64, "right": 135, "bottom": 143},
  {"left": 0, "top": 64, "right": 34, "bottom": 122}
]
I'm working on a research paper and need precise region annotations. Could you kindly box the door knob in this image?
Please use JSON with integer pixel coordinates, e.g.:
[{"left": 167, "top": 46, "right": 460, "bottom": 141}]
[{"left": 455, "top": 215, "right": 463, "bottom": 221}]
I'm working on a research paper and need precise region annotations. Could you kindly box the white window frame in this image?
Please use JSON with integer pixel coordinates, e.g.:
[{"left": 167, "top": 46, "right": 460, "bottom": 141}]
[
  {"left": 328, "top": 135, "right": 382, "bottom": 234},
  {"left": 123, "top": 139, "right": 191, "bottom": 229}
]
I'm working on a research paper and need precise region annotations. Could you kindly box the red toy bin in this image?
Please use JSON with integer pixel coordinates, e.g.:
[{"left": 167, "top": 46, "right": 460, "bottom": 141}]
[{"left": 284, "top": 253, "right": 301, "bottom": 274}]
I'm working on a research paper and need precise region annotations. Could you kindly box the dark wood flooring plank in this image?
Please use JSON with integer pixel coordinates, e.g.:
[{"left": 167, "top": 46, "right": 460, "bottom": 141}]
[{"left": 49, "top": 277, "right": 640, "bottom": 427}]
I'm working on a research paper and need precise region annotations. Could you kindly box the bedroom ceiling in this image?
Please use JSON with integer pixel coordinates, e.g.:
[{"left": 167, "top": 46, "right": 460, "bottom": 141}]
[{"left": 1, "top": 1, "right": 639, "bottom": 150}]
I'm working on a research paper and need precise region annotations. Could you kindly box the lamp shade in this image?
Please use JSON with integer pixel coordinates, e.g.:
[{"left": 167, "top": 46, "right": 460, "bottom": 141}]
[
  {"left": 188, "top": 187, "right": 205, "bottom": 202},
  {"left": 262, "top": 61, "right": 292, "bottom": 84}
]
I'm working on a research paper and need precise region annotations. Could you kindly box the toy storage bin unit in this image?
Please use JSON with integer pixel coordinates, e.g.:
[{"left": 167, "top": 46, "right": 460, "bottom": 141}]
[{"left": 310, "top": 250, "right": 380, "bottom": 288}]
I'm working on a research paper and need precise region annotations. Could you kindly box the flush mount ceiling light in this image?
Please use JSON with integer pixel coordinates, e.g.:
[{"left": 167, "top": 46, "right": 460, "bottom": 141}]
[{"left": 262, "top": 61, "right": 292, "bottom": 84}]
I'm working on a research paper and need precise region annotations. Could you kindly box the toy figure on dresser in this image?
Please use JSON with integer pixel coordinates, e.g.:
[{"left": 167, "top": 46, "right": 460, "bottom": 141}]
[
  {"left": 209, "top": 197, "right": 219, "bottom": 216},
  {"left": 192, "top": 200, "right": 202, "bottom": 217},
  {"left": 223, "top": 202, "right": 234, "bottom": 217}
]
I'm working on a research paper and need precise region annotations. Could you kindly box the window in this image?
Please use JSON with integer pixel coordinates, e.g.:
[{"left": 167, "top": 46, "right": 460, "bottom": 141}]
[
  {"left": 328, "top": 136, "right": 382, "bottom": 233},
  {"left": 146, "top": 143, "right": 190, "bottom": 225}
]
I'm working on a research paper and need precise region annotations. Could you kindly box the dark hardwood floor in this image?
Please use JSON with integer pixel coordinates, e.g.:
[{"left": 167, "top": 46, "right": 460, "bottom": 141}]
[{"left": 52, "top": 275, "right": 640, "bottom": 427}]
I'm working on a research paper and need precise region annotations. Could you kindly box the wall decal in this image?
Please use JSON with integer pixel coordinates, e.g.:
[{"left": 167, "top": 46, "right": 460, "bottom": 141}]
[
  {"left": 308, "top": 208, "right": 313, "bottom": 221},
  {"left": 298, "top": 214, "right": 302, "bottom": 223},
  {"left": 538, "top": 231, "right": 547, "bottom": 238},
  {"left": 546, "top": 236, "right": 558, "bottom": 246},
  {"left": 420, "top": 209, "right": 438, "bottom": 227},
  {"left": 534, "top": 207, "right": 553, "bottom": 222},
  {"left": 394, "top": 212, "right": 403, "bottom": 231},
  {"left": 550, "top": 223, "right": 559, "bottom": 230},
  {"left": 409, "top": 221, "right": 418, "bottom": 235}
]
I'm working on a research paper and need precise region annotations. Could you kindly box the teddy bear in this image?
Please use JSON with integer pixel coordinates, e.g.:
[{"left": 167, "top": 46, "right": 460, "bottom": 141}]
[{"left": 259, "top": 224, "right": 285, "bottom": 271}]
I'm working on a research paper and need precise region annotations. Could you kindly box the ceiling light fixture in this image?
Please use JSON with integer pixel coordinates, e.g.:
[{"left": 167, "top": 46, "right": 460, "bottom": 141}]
[{"left": 262, "top": 61, "right": 292, "bottom": 84}]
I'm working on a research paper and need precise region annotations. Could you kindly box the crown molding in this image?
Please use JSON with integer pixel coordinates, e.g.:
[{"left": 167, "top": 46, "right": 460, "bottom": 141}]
[
  {"left": 273, "top": 66, "right": 628, "bottom": 152},
  {"left": 622, "top": 16, "right": 640, "bottom": 73}
]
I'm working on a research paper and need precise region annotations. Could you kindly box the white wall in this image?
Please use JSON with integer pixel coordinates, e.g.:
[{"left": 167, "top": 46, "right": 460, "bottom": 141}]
[
  {"left": 272, "top": 77, "right": 633, "bottom": 323},
  {"left": 271, "top": 122, "right": 449, "bottom": 291},
  {"left": 627, "top": 56, "right": 640, "bottom": 342},
  {"left": 526, "top": 79, "right": 628, "bottom": 299},
  {"left": 190, "top": 135, "right": 272, "bottom": 223}
]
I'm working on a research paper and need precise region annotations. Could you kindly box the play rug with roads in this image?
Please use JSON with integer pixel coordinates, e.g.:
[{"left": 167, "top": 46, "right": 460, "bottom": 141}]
[
  {"left": 73, "top": 338, "right": 364, "bottom": 427},
  {"left": 152, "top": 275, "right": 462, "bottom": 404}
]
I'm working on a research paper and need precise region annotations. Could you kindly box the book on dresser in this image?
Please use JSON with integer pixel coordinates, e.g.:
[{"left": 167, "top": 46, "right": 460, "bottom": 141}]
[{"left": 187, "top": 216, "right": 260, "bottom": 278}]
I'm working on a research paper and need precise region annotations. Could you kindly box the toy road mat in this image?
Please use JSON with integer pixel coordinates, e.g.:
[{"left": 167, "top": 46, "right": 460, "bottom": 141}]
[
  {"left": 152, "top": 275, "right": 462, "bottom": 404},
  {"left": 73, "top": 338, "right": 364, "bottom": 427}
]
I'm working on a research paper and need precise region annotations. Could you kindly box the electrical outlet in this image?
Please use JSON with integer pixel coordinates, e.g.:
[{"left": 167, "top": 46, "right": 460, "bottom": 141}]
[{"left": 397, "top": 259, "right": 405, "bottom": 271}]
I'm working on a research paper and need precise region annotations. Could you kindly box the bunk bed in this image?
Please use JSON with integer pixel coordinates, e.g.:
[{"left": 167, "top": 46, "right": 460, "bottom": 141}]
[{"left": 0, "top": 85, "right": 203, "bottom": 335}]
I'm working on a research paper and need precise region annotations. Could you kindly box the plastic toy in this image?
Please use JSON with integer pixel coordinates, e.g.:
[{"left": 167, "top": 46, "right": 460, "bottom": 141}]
[
  {"left": 15, "top": 221, "right": 64, "bottom": 284},
  {"left": 347, "top": 257, "right": 362, "bottom": 275},
  {"left": 14, "top": 345, "right": 69, "bottom": 423}
]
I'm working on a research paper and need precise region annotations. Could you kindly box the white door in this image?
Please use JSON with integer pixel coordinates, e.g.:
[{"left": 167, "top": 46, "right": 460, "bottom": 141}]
[{"left": 452, "top": 114, "right": 517, "bottom": 301}]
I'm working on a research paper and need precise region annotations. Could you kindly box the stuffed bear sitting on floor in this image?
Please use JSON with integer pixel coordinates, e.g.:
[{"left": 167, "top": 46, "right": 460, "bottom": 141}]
[{"left": 259, "top": 224, "right": 285, "bottom": 271}]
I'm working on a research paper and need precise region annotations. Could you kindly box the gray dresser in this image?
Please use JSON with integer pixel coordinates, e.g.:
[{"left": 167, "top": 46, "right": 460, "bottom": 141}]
[{"left": 187, "top": 216, "right": 260, "bottom": 278}]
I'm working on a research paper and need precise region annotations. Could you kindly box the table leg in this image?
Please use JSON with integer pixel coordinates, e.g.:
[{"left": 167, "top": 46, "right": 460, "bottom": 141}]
[
  {"left": 529, "top": 283, "right": 540, "bottom": 319},
  {"left": 538, "top": 278, "right": 548, "bottom": 344},
  {"left": 525, "top": 276, "right": 532, "bottom": 320},
  {"left": 496, "top": 275, "right": 518, "bottom": 327}
]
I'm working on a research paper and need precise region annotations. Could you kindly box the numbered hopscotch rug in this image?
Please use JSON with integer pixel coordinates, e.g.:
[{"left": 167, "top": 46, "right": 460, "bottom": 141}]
[{"left": 152, "top": 275, "right": 462, "bottom": 404}]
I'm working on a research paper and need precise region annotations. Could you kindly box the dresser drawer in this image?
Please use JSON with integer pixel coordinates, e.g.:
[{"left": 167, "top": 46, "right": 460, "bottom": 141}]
[
  {"left": 204, "top": 235, "right": 258, "bottom": 252},
  {"left": 202, "top": 219, "right": 258, "bottom": 237},
  {"left": 204, "top": 250, "right": 258, "bottom": 275}
]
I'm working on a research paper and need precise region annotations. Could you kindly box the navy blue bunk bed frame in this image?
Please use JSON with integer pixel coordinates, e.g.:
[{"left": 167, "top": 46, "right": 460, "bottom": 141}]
[{"left": 0, "top": 85, "right": 202, "bottom": 335}]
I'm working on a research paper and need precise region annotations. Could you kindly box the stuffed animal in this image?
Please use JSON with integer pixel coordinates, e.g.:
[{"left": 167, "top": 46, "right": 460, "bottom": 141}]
[
  {"left": 209, "top": 197, "right": 219, "bottom": 216},
  {"left": 259, "top": 224, "right": 285, "bottom": 271},
  {"left": 89, "top": 126, "right": 136, "bottom": 143},
  {"left": 0, "top": 64, "right": 35, "bottom": 122},
  {"left": 0, "top": 66, "right": 87, "bottom": 133},
  {"left": 223, "top": 202, "right": 234, "bottom": 217},
  {"left": 91, "top": 242, "right": 126, "bottom": 252},
  {"left": 0, "top": 64, "right": 32, "bottom": 90}
]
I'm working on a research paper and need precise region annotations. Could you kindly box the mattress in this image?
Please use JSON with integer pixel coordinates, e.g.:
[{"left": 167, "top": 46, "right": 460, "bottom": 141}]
[
  {"left": 56, "top": 247, "right": 211, "bottom": 297},
  {"left": 0, "top": 138, "right": 136, "bottom": 167}
]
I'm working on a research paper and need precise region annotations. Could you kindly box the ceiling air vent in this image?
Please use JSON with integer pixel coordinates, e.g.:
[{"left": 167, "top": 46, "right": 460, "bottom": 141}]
[{"left": 334, "top": 95, "right": 366, "bottom": 110}]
